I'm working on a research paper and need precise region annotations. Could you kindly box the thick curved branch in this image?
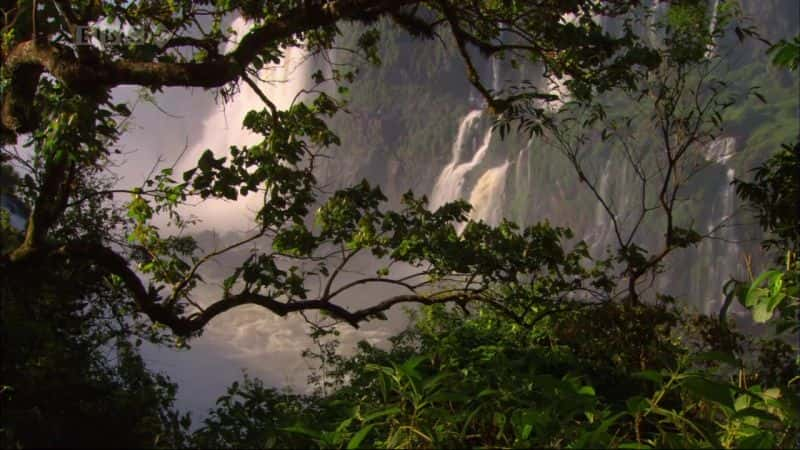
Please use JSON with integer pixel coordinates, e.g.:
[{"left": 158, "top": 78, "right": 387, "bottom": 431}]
[
  {"left": 5, "top": 240, "right": 486, "bottom": 337},
  {"left": 1, "top": 0, "right": 421, "bottom": 134},
  {"left": 52, "top": 242, "right": 198, "bottom": 335}
]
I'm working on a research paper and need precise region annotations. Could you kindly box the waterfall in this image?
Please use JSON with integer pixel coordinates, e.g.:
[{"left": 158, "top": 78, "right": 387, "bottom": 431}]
[
  {"left": 722, "top": 168, "right": 736, "bottom": 221},
  {"left": 706, "top": 0, "right": 722, "bottom": 57},
  {"left": 590, "top": 158, "right": 614, "bottom": 252},
  {"left": 696, "top": 137, "right": 739, "bottom": 313},
  {"left": 492, "top": 56, "right": 502, "bottom": 94},
  {"left": 431, "top": 52, "right": 516, "bottom": 226},
  {"left": 469, "top": 160, "right": 510, "bottom": 225},
  {"left": 172, "top": 17, "right": 313, "bottom": 231},
  {"left": 430, "top": 111, "right": 492, "bottom": 209},
  {"left": 706, "top": 137, "right": 736, "bottom": 164},
  {"left": 515, "top": 146, "right": 529, "bottom": 192}
]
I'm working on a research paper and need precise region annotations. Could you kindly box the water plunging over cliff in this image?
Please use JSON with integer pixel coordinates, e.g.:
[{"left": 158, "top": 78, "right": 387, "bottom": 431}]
[
  {"left": 695, "top": 138, "right": 741, "bottom": 313},
  {"left": 469, "top": 161, "right": 511, "bottom": 225},
  {"left": 430, "top": 110, "right": 487, "bottom": 209},
  {"left": 174, "top": 17, "right": 313, "bottom": 231},
  {"left": 429, "top": 64, "right": 510, "bottom": 225}
]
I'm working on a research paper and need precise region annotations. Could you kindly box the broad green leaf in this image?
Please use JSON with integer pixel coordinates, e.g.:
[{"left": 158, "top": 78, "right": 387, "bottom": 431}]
[
  {"left": 744, "top": 270, "right": 780, "bottom": 307},
  {"left": 578, "top": 385, "right": 596, "bottom": 397},
  {"left": 734, "top": 394, "right": 750, "bottom": 411},
  {"left": 691, "top": 351, "right": 739, "bottom": 366},
  {"left": 347, "top": 424, "right": 375, "bottom": 449},
  {"left": 682, "top": 377, "right": 734, "bottom": 410},
  {"left": 362, "top": 407, "right": 401, "bottom": 423},
  {"left": 633, "top": 370, "right": 664, "bottom": 385},
  {"left": 752, "top": 302, "right": 773, "bottom": 323},
  {"left": 281, "top": 424, "right": 321, "bottom": 439},
  {"left": 731, "top": 407, "right": 780, "bottom": 423},
  {"left": 737, "top": 430, "right": 776, "bottom": 449}
]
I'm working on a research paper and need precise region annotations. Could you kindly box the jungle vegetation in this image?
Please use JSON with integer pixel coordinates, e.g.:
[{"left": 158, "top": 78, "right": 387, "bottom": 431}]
[{"left": 1, "top": 1, "right": 798, "bottom": 448}]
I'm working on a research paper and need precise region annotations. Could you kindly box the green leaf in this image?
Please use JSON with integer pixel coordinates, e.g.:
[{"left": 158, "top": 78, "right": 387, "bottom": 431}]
[
  {"left": 691, "top": 351, "right": 739, "bottom": 366},
  {"left": 347, "top": 424, "right": 375, "bottom": 449},
  {"left": 734, "top": 394, "right": 750, "bottom": 411},
  {"left": 626, "top": 396, "right": 649, "bottom": 413},
  {"left": 744, "top": 270, "right": 780, "bottom": 307},
  {"left": 400, "top": 355, "right": 427, "bottom": 374},
  {"left": 752, "top": 302, "right": 773, "bottom": 323},
  {"left": 578, "top": 385, "right": 596, "bottom": 397},
  {"left": 682, "top": 377, "right": 734, "bottom": 410},
  {"left": 362, "top": 406, "right": 401, "bottom": 423},
  {"left": 633, "top": 370, "right": 664, "bottom": 385},
  {"left": 731, "top": 407, "right": 780, "bottom": 423},
  {"left": 477, "top": 388, "right": 498, "bottom": 398},
  {"left": 281, "top": 424, "right": 321, "bottom": 439},
  {"left": 737, "top": 431, "right": 776, "bottom": 449}
]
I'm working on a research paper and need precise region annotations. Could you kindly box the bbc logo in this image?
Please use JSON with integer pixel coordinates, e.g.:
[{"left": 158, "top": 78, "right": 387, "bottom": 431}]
[{"left": 73, "top": 26, "right": 157, "bottom": 47}]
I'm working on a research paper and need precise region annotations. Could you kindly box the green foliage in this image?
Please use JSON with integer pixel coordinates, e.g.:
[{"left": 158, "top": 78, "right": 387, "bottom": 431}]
[
  {"left": 769, "top": 34, "right": 800, "bottom": 71},
  {"left": 1, "top": 239, "right": 191, "bottom": 448},
  {"left": 192, "top": 374, "right": 327, "bottom": 449},
  {"left": 202, "top": 301, "right": 799, "bottom": 449},
  {"left": 2, "top": 2, "right": 798, "bottom": 448},
  {"left": 735, "top": 142, "right": 800, "bottom": 255}
]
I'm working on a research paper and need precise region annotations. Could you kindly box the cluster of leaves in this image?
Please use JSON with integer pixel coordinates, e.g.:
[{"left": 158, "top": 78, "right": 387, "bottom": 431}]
[
  {"left": 735, "top": 142, "right": 800, "bottom": 255},
  {"left": 194, "top": 296, "right": 799, "bottom": 449},
  {"left": 769, "top": 34, "right": 800, "bottom": 71}
]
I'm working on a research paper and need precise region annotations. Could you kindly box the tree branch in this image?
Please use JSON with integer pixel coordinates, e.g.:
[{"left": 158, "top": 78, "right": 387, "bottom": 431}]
[{"left": 1, "top": 0, "right": 421, "bottom": 135}]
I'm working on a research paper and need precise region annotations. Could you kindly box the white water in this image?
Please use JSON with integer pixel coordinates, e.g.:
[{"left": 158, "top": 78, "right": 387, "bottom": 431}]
[
  {"left": 492, "top": 56, "right": 503, "bottom": 94},
  {"left": 469, "top": 160, "right": 510, "bottom": 225},
  {"left": 706, "top": 0, "right": 722, "bottom": 57},
  {"left": 430, "top": 55, "right": 512, "bottom": 224},
  {"left": 698, "top": 164, "right": 738, "bottom": 314},
  {"left": 171, "top": 17, "right": 313, "bottom": 231},
  {"left": 515, "top": 147, "right": 529, "bottom": 192},
  {"left": 430, "top": 111, "right": 492, "bottom": 209},
  {"left": 706, "top": 137, "right": 736, "bottom": 164},
  {"left": 591, "top": 158, "right": 614, "bottom": 251}
]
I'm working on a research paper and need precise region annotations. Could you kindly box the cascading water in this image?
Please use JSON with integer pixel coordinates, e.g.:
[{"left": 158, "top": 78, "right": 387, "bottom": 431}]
[
  {"left": 429, "top": 110, "right": 487, "bottom": 208},
  {"left": 430, "top": 56, "right": 512, "bottom": 226},
  {"left": 514, "top": 147, "right": 529, "bottom": 193},
  {"left": 469, "top": 161, "right": 511, "bottom": 225},
  {"left": 173, "top": 17, "right": 313, "bottom": 231},
  {"left": 706, "top": 0, "right": 722, "bottom": 57},
  {"left": 591, "top": 158, "right": 615, "bottom": 252},
  {"left": 696, "top": 137, "right": 741, "bottom": 313},
  {"left": 706, "top": 136, "right": 736, "bottom": 164},
  {"left": 492, "top": 56, "right": 503, "bottom": 94}
]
